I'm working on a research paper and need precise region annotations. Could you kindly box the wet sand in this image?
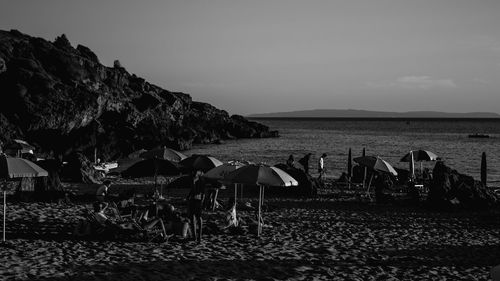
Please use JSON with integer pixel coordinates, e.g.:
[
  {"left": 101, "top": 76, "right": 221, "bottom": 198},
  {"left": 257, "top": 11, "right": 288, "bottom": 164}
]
[{"left": 1, "top": 184, "right": 500, "bottom": 280}]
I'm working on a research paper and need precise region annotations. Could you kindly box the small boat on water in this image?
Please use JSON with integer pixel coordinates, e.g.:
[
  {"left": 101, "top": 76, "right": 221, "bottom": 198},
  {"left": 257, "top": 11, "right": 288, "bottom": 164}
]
[{"left": 468, "top": 133, "right": 490, "bottom": 138}]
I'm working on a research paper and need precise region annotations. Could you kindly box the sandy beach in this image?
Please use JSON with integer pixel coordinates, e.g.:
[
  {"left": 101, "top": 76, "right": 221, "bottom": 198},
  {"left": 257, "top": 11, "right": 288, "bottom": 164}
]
[{"left": 1, "top": 183, "right": 499, "bottom": 281}]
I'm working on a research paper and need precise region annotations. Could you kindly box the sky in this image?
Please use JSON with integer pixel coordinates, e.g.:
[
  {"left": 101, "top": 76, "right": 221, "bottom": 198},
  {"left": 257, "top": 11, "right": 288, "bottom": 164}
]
[{"left": 1, "top": 0, "right": 499, "bottom": 115}]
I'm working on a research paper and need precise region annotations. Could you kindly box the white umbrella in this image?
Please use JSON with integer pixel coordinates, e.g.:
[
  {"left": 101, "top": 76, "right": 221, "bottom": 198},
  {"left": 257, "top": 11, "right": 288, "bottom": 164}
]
[
  {"left": 354, "top": 156, "right": 398, "bottom": 198},
  {"left": 225, "top": 164, "right": 298, "bottom": 236}
]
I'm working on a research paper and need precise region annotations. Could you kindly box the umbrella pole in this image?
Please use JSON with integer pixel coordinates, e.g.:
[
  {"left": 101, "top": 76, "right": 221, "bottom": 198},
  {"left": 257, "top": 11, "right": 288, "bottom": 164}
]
[
  {"left": 257, "top": 185, "right": 262, "bottom": 237},
  {"left": 362, "top": 168, "right": 367, "bottom": 189},
  {"left": 212, "top": 188, "right": 219, "bottom": 211},
  {"left": 3, "top": 190, "right": 6, "bottom": 242},
  {"left": 366, "top": 174, "right": 373, "bottom": 199}
]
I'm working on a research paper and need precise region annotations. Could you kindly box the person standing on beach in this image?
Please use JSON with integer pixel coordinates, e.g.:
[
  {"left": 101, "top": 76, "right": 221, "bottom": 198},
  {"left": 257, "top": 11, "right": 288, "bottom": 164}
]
[
  {"left": 318, "top": 153, "right": 327, "bottom": 181},
  {"left": 286, "top": 154, "right": 295, "bottom": 168},
  {"left": 96, "top": 180, "right": 111, "bottom": 203},
  {"left": 187, "top": 170, "right": 205, "bottom": 242},
  {"left": 298, "top": 153, "right": 312, "bottom": 174}
]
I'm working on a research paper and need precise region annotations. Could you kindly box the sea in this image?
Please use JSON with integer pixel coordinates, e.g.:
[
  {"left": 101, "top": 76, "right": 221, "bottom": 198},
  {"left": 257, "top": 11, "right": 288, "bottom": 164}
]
[{"left": 185, "top": 118, "right": 500, "bottom": 184}]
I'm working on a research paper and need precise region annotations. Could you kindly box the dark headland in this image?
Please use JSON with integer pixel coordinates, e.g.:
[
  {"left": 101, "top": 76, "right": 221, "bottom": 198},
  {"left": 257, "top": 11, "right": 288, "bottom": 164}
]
[{"left": 0, "top": 30, "right": 278, "bottom": 160}]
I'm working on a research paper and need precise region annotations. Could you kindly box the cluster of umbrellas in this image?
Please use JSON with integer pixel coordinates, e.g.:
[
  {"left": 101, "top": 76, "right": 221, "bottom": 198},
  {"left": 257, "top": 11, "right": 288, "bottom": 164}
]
[
  {"left": 345, "top": 149, "right": 439, "bottom": 195},
  {"left": 121, "top": 147, "right": 299, "bottom": 236}
]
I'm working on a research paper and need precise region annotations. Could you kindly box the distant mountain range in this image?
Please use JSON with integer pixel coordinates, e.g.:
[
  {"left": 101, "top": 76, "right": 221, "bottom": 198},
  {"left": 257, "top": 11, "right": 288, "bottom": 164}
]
[{"left": 248, "top": 109, "right": 500, "bottom": 118}]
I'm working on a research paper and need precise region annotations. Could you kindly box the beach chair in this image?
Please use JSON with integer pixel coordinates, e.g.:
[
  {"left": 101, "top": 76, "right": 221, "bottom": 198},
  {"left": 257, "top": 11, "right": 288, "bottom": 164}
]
[{"left": 132, "top": 218, "right": 169, "bottom": 242}]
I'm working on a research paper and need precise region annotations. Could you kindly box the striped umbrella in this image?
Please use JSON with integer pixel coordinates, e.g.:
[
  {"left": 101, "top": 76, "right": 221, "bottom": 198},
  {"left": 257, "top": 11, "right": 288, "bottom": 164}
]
[
  {"left": 401, "top": 150, "right": 438, "bottom": 175},
  {"left": 1, "top": 154, "right": 48, "bottom": 241},
  {"left": 354, "top": 156, "right": 398, "bottom": 176},
  {"left": 401, "top": 150, "right": 438, "bottom": 162}
]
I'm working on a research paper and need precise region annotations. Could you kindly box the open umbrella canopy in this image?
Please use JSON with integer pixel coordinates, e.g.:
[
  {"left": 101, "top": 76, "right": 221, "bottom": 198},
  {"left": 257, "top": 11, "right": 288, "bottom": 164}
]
[
  {"left": 139, "top": 147, "right": 187, "bottom": 162},
  {"left": 203, "top": 161, "right": 251, "bottom": 181},
  {"left": 121, "top": 158, "right": 180, "bottom": 178},
  {"left": 180, "top": 154, "right": 223, "bottom": 173},
  {"left": 0, "top": 154, "right": 48, "bottom": 179},
  {"left": 400, "top": 150, "right": 438, "bottom": 162},
  {"left": 225, "top": 164, "right": 298, "bottom": 187},
  {"left": 354, "top": 156, "right": 398, "bottom": 176}
]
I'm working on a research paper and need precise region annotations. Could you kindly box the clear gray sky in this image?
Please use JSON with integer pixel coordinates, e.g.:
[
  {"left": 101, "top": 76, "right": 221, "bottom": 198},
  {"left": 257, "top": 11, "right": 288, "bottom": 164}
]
[{"left": 1, "top": 0, "right": 499, "bottom": 115}]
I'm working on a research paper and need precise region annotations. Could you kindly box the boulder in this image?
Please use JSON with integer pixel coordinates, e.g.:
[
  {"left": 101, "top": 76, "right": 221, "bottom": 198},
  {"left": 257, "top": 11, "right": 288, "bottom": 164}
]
[{"left": 428, "top": 161, "right": 497, "bottom": 209}]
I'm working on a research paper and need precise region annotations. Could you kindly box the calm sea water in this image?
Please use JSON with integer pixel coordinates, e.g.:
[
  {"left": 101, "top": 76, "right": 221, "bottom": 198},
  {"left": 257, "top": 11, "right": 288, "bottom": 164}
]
[{"left": 186, "top": 119, "right": 500, "bottom": 183}]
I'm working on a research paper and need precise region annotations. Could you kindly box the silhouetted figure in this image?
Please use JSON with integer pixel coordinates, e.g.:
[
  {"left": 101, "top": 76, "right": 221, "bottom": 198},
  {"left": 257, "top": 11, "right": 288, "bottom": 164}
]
[
  {"left": 286, "top": 154, "right": 295, "bottom": 168},
  {"left": 96, "top": 180, "right": 112, "bottom": 202},
  {"left": 317, "top": 153, "right": 327, "bottom": 181},
  {"left": 298, "top": 153, "right": 312, "bottom": 174},
  {"left": 187, "top": 171, "right": 205, "bottom": 242}
]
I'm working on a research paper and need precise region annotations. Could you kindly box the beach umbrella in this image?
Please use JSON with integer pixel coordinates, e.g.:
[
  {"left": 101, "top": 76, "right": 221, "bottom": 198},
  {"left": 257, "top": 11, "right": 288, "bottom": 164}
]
[
  {"left": 180, "top": 155, "right": 223, "bottom": 173},
  {"left": 0, "top": 154, "right": 48, "bottom": 241},
  {"left": 225, "top": 164, "right": 298, "bottom": 236},
  {"left": 122, "top": 158, "right": 180, "bottom": 178},
  {"left": 354, "top": 156, "right": 397, "bottom": 197},
  {"left": 139, "top": 146, "right": 187, "bottom": 162},
  {"left": 204, "top": 161, "right": 251, "bottom": 210},
  {"left": 481, "top": 152, "right": 487, "bottom": 186},
  {"left": 203, "top": 161, "right": 249, "bottom": 181},
  {"left": 400, "top": 150, "right": 438, "bottom": 175},
  {"left": 400, "top": 150, "right": 438, "bottom": 162},
  {"left": 354, "top": 156, "right": 398, "bottom": 176},
  {"left": 122, "top": 158, "right": 181, "bottom": 197}
]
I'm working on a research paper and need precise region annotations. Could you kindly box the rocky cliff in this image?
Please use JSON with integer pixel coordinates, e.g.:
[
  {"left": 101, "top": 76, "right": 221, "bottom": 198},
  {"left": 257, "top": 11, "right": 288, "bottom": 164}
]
[{"left": 0, "top": 30, "right": 278, "bottom": 160}]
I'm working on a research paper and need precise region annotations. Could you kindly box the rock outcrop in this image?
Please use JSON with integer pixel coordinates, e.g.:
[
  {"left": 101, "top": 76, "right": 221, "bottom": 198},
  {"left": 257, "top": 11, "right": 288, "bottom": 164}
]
[
  {"left": 0, "top": 30, "right": 278, "bottom": 160},
  {"left": 428, "top": 161, "right": 497, "bottom": 209}
]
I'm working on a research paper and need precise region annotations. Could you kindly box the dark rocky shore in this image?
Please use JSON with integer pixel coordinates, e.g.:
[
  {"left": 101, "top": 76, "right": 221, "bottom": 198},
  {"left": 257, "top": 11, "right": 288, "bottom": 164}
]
[{"left": 0, "top": 29, "right": 278, "bottom": 160}]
